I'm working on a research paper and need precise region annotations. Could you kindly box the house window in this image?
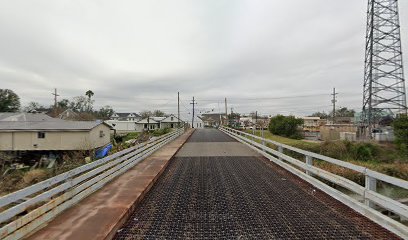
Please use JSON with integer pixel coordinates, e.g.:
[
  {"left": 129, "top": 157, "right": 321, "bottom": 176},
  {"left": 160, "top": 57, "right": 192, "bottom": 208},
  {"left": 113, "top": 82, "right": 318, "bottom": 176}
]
[
  {"left": 150, "top": 125, "right": 154, "bottom": 130},
  {"left": 171, "top": 117, "right": 174, "bottom": 121},
  {"left": 144, "top": 124, "right": 148, "bottom": 129},
  {"left": 37, "top": 132, "right": 45, "bottom": 139},
  {"left": 171, "top": 123, "right": 174, "bottom": 128},
  {"left": 99, "top": 131, "right": 105, "bottom": 138}
]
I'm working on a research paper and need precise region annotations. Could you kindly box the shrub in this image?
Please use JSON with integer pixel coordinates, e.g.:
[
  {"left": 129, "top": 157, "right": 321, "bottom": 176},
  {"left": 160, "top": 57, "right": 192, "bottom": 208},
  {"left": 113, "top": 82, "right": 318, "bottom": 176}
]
[
  {"left": 152, "top": 128, "right": 171, "bottom": 137},
  {"left": 319, "top": 141, "right": 348, "bottom": 159},
  {"left": 268, "top": 115, "right": 304, "bottom": 139},
  {"left": 393, "top": 115, "right": 408, "bottom": 155},
  {"left": 23, "top": 169, "right": 48, "bottom": 185}
]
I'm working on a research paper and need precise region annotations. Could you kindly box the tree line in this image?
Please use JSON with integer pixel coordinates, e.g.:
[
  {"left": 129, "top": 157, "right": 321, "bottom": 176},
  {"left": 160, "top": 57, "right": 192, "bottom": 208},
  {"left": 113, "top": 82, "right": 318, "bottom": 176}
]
[{"left": 0, "top": 89, "right": 114, "bottom": 120}]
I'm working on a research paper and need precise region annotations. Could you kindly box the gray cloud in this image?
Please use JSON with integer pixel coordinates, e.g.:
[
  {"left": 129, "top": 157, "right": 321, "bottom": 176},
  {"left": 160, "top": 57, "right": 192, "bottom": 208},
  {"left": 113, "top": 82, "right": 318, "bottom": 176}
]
[{"left": 0, "top": 0, "right": 407, "bottom": 120}]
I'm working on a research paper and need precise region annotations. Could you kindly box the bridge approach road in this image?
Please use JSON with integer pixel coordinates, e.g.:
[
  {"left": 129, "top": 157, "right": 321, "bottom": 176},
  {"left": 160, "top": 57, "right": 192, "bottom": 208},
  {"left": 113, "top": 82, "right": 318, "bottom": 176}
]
[{"left": 114, "top": 129, "right": 398, "bottom": 239}]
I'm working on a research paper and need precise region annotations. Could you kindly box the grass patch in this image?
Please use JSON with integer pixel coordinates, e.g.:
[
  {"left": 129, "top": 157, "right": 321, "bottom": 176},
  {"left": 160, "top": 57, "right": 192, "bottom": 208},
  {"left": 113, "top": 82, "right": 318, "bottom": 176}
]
[{"left": 122, "top": 132, "right": 140, "bottom": 142}]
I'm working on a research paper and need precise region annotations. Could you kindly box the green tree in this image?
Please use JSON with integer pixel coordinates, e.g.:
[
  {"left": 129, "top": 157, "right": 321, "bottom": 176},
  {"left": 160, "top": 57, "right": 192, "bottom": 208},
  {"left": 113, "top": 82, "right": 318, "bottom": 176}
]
[
  {"left": 393, "top": 115, "right": 408, "bottom": 155},
  {"left": 309, "top": 111, "right": 328, "bottom": 119},
  {"left": 0, "top": 89, "right": 20, "bottom": 112},
  {"left": 57, "top": 99, "right": 70, "bottom": 109},
  {"left": 153, "top": 110, "right": 165, "bottom": 117},
  {"left": 98, "top": 105, "right": 114, "bottom": 120},
  {"left": 330, "top": 107, "right": 355, "bottom": 117},
  {"left": 268, "top": 115, "right": 304, "bottom": 139},
  {"left": 85, "top": 90, "right": 94, "bottom": 112},
  {"left": 140, "top": 110, "right": 153, "bottom": 119},
  {"left": 23, "top": 102, "right": 44, "bottom": 112},
  {"left": 85, "top": 90, "right": 94, "bottom": 99},
  {"left": 70, "top": 96, "right": 88, "bottom": 112}
]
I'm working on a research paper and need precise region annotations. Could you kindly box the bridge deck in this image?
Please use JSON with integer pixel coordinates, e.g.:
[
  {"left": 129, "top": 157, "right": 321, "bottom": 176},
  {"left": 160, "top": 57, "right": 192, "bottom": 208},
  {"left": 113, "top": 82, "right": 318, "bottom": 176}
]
[{"left": 115, "top": 129, "right": 398, "bottom": 239}]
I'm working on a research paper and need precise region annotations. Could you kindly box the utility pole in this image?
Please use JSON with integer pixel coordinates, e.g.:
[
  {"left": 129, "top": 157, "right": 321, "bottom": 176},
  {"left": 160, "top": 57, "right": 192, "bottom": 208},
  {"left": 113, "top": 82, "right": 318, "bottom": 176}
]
[
  {"left": 255, "top": 111, "right": 258, "bottom": 128},
  {"left": 224, "top": 98, "right": 228, "bottom": 126},
  {"left": 331, "top": 88, "right": 338, "bottom": 124},
  {"left": 52, "top": 88, "right": 59, "bottom": 109},
  {"left": 177, "top": 92, "right": 180, "bottom": 127},
  {"left": 51, "top": 88, "right": 60, "bottom": 116},
  {"left": 190, "top": 97, "right": 197, "bottom": 128}
]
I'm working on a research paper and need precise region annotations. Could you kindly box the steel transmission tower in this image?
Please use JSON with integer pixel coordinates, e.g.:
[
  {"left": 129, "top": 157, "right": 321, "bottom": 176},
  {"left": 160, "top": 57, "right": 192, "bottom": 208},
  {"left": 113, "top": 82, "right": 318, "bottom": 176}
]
[{"left": 362, "top": 0, "right": 407, "bottom": 133}]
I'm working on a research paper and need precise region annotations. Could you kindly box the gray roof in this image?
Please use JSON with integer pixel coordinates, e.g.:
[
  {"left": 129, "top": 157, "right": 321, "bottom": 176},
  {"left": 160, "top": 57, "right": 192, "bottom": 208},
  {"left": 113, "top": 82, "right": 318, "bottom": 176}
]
[
  {"left": 137, "top": 118, "right": 159, "bottom": 124},
  {"left": 0, "top": 113, "right": 57, "bottom": 122},
  {"left": 113, "top": 113, "right": 141, "bottom": 118},
  {"left": 0, "top": 113, "right": 110, "bottom": 131}
]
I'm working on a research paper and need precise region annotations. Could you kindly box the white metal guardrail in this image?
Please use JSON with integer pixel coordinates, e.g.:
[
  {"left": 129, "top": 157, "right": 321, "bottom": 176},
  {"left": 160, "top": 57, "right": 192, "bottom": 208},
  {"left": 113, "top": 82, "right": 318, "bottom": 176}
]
[
  {"left": 0, "top": 128, "right": 185, "bottom": 240},
  {"left": 220, "top": 126, "right": 408, "bottom": 239}
]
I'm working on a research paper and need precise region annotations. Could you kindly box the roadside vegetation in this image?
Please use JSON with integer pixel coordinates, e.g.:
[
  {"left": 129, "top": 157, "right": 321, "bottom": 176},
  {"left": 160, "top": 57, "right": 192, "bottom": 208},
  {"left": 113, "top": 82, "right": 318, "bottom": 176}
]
[
  {"left": 0, "top": 129, "right": 173, "bottom": 197},
  {"left": 247, "top": 130, "right": 408, "bottom": 183}
]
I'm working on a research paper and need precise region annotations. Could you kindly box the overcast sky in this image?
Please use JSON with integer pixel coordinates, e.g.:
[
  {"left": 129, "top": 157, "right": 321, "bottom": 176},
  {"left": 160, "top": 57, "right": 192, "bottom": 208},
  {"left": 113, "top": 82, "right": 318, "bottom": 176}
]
[{"left": 0, "top": 0, "right": 407, "bottom": 119}]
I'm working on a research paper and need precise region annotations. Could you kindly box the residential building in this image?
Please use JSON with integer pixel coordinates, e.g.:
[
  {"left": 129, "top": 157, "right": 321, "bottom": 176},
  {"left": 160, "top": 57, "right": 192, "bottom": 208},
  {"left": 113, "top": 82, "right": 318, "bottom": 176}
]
[
  {"left": 302, "top": 117, "right": 326, "bottom": 132},
  {"left": 200, "top": 113, "right": 226, "bottom": 127},
  {"left": 0, "top": 113, "right": 111, "bottom": 151},
  {"left": 134, "top": 114, "right": 182, "bottom": 132},
  {"left": 58, "top": 109, "right": 78, "bottom": 120},
  {"left": 159, "top": 115, "right": 182, "bottom": 129},
  {"left": 110, "top": 112, "right": 141, "bottom": 121},
  {"left": 320, "top": 124, "right": 358, "bottom": 141},
  {"left": 105, "top": 112, "right": 142, "bottom": 134},
  {"left": 135, "top": 118, "right": 160, "bottom": 132},
  {"left": 187, "top": 116, "right": 205, "bottom": 129}
]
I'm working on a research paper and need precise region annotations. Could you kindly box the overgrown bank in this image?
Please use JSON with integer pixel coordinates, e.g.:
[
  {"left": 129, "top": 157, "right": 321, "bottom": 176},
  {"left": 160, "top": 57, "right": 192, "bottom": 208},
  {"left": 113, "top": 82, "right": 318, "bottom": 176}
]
[
  {"left": 0, "top": 129, "right": 172, "bottom": 196},
  {"left": 246, "top": 130, "right": 408, "bottom": 184}
]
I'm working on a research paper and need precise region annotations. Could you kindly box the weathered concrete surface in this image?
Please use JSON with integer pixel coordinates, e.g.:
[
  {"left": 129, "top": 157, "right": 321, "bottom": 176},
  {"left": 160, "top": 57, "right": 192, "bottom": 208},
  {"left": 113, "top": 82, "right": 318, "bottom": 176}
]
[{"left": 27, "top": 129, "right": 194, "bottom": 240}]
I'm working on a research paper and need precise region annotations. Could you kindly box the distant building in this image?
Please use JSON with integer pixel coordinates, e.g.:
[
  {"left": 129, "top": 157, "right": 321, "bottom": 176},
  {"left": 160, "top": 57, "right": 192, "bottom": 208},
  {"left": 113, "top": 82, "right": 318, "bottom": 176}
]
[
  {"left": 200, "top": 113, "right": 226, "bottom": 127},
  {"left": 187, "top": 116, "right": 205, "bottom": 129},
  {"left": 134, "top": 114, "right": 183, "bottom": 132},
  {"left": 302, "top": 117, "right": 326, "bottom": 132},
  {"left": 0, "top": 113, "right": 111, "bottom": 151},
  {"left": 159, "top": 115, "right": 182, "bottom": 129},
  {"left": 105, "top": 112, "right": 142, "bottom": 134},
  {"left": 110, "top": 113, "right": 141, "bottom": 121},
  {"left": 58, "top": 109, "right": 78, "bottom": 120},
  {"left": 320, "top": 124, "right": 357, "bottom": 141},
  {"left": 135, "top": 118, "right": 160, "bottom": 132}
]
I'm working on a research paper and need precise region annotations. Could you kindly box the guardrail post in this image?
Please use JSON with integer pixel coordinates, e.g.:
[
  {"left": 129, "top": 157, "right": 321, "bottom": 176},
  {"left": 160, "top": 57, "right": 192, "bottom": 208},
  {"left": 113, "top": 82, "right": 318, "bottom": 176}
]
[
  {"left": 261, "top": 129, "right": 266, "bottom": 152},
  {"left": 305, "top": 155, "right": 313, "bottom": 176},
  {"left": 364, "top": 173, "right": 377, "bottom": 208},
  {"left": 278, "top": 145, "right": 283, "bottom": 160}
]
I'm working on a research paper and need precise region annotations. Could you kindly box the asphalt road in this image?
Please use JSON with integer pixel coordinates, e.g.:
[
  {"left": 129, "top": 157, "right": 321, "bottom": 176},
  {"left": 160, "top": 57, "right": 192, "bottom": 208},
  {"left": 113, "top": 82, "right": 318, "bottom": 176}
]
[{"left": 114, "top": 129, "right": 398, "bottom": 239}]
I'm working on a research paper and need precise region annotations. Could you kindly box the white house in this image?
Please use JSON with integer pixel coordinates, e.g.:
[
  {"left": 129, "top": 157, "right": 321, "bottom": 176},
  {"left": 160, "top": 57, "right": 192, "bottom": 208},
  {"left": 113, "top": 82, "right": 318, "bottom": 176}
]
[
  {"left": 105, "top": 112, "right": 142, "bottom": 134},
  {"left": 110, "top": 113, "right": 141, "bottom": 121},
  {"left": 159, "top": 115, "right": 182, "bottom": 129},
  {"left": 135, "top": 118, "right": 160, "bottom": 132},
  {"left": 187, "top": 115, "right": 205, "bottom": 129},
  {"left": 134, "top": 114, "right": 183, "bottom": 132}
]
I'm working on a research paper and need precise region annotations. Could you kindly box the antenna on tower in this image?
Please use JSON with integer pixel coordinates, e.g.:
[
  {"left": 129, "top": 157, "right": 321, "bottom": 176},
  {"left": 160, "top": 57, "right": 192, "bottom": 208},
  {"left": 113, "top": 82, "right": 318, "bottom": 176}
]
[{"left": 361, "top": 0, "right": 407, "bottom": 137}]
